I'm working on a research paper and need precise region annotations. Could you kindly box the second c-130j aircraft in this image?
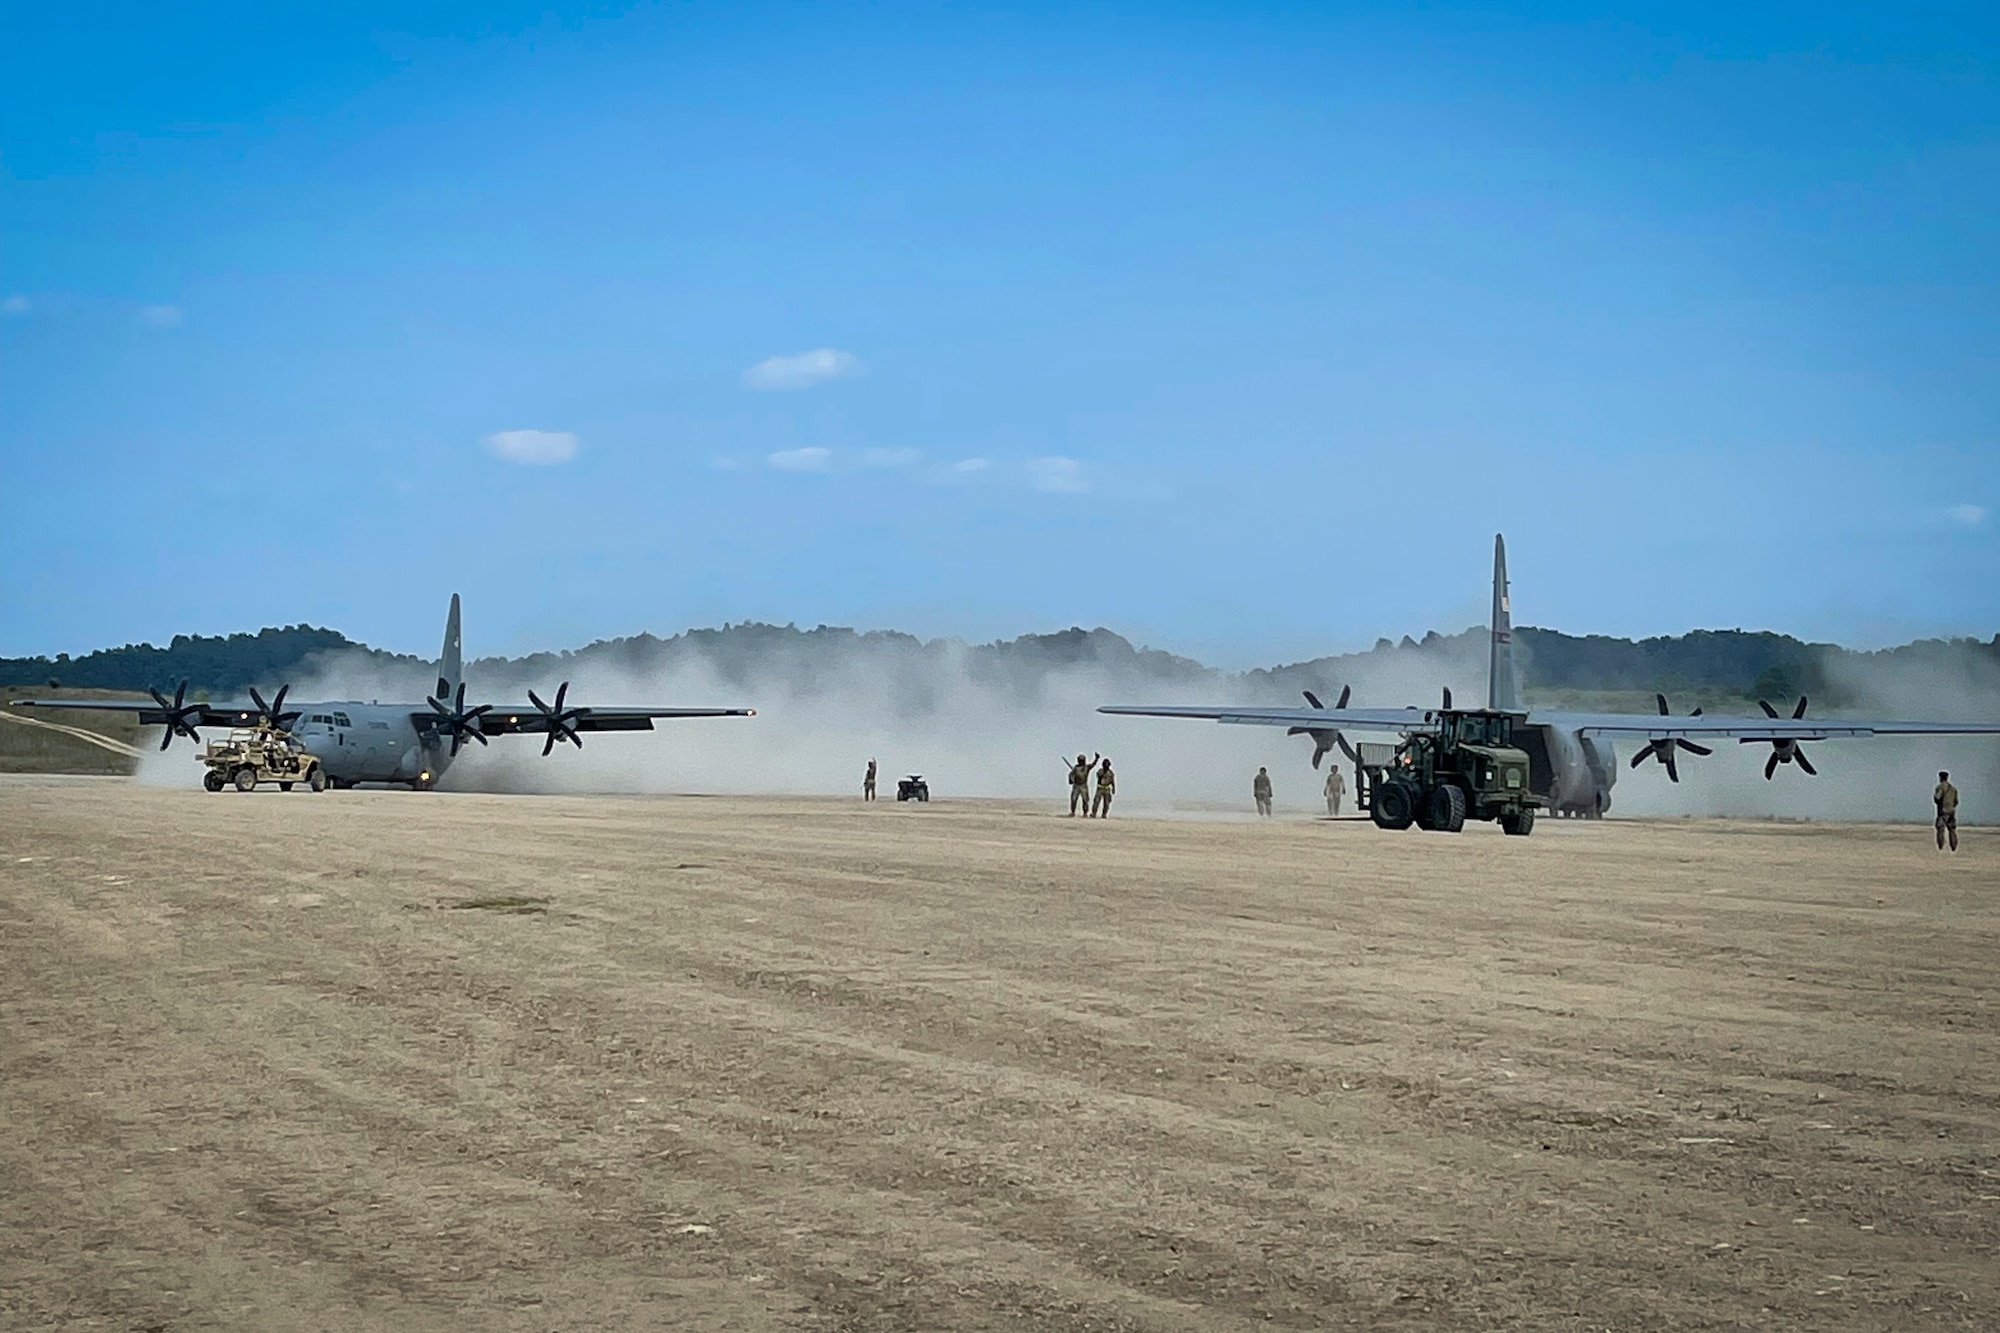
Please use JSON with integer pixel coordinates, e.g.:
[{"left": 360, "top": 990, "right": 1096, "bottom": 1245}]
[
  {"left": 1102, "top": 535, "right": 2000, "bottom": 818},
  {"left": 10, "top": 595, "right": 753, "bottom": 789}
]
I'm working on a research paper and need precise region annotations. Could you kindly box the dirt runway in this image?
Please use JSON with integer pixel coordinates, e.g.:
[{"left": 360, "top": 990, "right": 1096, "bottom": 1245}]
[{"left": 3, "top": 778, "right": 1996, "bottom": 1330}]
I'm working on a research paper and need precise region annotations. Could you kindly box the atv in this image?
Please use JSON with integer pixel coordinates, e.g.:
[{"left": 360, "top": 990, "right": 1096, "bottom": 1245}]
[{"left": 201, "top": 725, "right": 326, "bottom": 793}]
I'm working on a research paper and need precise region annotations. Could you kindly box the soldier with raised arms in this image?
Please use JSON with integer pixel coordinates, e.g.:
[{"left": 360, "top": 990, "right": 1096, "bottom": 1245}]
[{"left": 1065, "top": 752, "right": 1098, "bottom": 817}]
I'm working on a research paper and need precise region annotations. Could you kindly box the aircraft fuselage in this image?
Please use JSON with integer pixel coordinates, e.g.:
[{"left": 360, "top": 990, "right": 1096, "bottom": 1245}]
[{"left": 278, "top": 701, "right": 455, "bottom": 788}]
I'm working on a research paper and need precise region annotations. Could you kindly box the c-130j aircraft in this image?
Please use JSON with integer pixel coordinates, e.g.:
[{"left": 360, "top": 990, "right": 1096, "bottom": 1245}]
[
  {"left": 1102, "top": 535, "right": 2000, "bottom": 819},
  {"left": 10, "top": 594, "right": 753, "bottom": 789}
]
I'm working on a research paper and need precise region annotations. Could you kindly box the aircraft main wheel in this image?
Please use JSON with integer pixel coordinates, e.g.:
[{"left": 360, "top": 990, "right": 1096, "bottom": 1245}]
[
  {"left": 203, "top": 770, "right": 225, "bottom": 793},
  {"left": 279, "top": 782, "right": 293, "bottom": 792},
  {"left": 234, "top": 767, "right": 258, "bottom": 793},
  {"left": 1371, "top": 781, "right": 1417, "bottom": 830},
  {"left": 1501, "top": 807, "right": 1536, "bottom": 837},
  {"left": 308, "top": 768, "right": 326, "bottom": 793},
  {"left": 1427, "top": 784, "right": 1467, "bottom": 833}
]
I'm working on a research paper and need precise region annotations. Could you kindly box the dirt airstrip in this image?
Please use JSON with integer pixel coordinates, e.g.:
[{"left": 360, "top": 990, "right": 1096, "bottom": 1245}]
[{"left": 2, "top": 778, "right": 1996, "bottom": 1331}]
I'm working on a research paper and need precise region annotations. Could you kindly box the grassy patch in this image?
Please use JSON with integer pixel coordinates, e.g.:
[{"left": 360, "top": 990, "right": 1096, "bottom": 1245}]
[{"left": 0, "top": 687, "right": 147, "bottom": 775}]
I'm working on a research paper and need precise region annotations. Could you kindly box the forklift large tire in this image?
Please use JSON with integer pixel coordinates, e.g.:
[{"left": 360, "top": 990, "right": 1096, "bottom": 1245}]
[
  {"left": 1371, "top": 780, "right": 1417, "bottom": 831},
  {"left": 1427, "top": 783, "right": 1467, "bottom": 833},
  {"left": 308, "top": 767, "right": 326, "bottom": 793},
  {"left": 1500, "top": 807, "right": 1537, "bottom": 837},
  {"left": 203, "top": 770, "right": 226, "bottom": 793},
  {"left": 233, "top": 767, "right": 258, "bottom": 793}
]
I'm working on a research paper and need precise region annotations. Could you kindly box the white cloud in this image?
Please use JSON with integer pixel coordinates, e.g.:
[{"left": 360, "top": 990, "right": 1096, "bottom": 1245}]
[
  {"left": 485, "top": 429, "right": 580, "bottom": 465},
  {"left": 136, "top": 304, "right": 183, "bottom": 330},
  {"left": 1, "top": 295, "right": 29, "bottom": 316},
  {"left": 1027, "top": 456, "right": 1088, "bottom": 494},
  {"left": 768, "top": 446, "right": 833, "bottom": 472},
  {"left": 1946, "top": 503, "right": 1986, "bottom": 528},
  {"left": 860, "top": 447, "right": 920, "bottom": 468},
  {"left": 952, "top": 457, "right": 991, "bottom": 473},
  {"left": 742, "top": 348, "right": 860, "bottom": 392}
]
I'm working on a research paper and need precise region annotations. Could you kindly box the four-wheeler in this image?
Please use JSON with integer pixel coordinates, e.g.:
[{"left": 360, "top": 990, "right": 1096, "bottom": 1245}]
[
  {"left": 1356, "top": 708, "right": 1542, "bottom": 836},
  {"left": 201, "top": 725, "right": 326, "bottom": 793},
  {"left": 895, "top": 774, "right": 930, "bottom": 802}
]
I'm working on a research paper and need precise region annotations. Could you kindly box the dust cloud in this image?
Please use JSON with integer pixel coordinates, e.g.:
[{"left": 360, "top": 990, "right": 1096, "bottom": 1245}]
[
  {"left": 1604, "top": 648, "right": 2000, "bottom": 825},
  {"left": 137, "top": 626, "right": 1998, "bottom": 825},
  {"left": 255, "top": 631, "right": 1490, "bottom": 814}
]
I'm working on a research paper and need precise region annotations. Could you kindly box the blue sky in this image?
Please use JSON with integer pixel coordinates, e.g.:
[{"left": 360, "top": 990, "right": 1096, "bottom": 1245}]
[{"left": 3, "top": 2, "right": 1995, "bottom": 668}]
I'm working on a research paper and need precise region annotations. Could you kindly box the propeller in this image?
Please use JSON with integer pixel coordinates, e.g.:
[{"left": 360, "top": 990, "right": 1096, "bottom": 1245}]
[
  {"left": 1743, "top": 695, "right": 1817, "bottom": 779},
  {"left": 1629, "top": 692, "right": 1714, "bottom": 783},
  {"left": 146, "top": 680, "right": 205, "bottom": 750},
  {"left": 425, "top": 681, "right": 493, "bottom": 757},
  {"left": 529, "top": 681, "right": 586, "bottom": 756},
  {"left": 1288, "top": 684, "right": 1359, "bottom": 769},
  {"left": 247, "top": 685, "right": 301, "bottom": 730}
]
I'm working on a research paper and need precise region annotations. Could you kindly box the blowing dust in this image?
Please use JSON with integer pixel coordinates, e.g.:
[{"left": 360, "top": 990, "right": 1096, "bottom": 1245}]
[{"left": 133, "top": 628, "right": 1997, "bottom": 824}]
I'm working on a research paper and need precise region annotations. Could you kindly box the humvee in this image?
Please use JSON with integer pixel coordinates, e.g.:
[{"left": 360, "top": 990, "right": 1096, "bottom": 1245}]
[
  {"left": 1356, "top": 708, "right": 1541, "bottom": 835},
  {"left": 201, "top": 725, "right": 326, "bottom": 793}
]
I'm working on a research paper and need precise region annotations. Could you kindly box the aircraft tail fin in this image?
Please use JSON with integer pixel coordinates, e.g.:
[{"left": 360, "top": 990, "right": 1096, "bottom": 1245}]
[
  {"left": 436, "top": 593, "right": 463, "bottom": 701},
  {"left": 1488, "top": 534, "right": 1522, "bottom": 712}
]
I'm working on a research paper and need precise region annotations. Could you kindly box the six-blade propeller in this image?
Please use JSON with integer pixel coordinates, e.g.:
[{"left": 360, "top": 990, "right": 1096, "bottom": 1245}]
[
  {"left": 425, "top": 681, "right": 493, "bottom": 757},
  {"left": 147, "top": 680, "right": 205, "bottom": 750},
  {"left": 530, "top": 681, "right": 587, "bottom": 756},
  {"left": 1288, "top": 684, "right": 1359, "bottom": 770},
  {"left": 248, "top": 684, "right": 301, "bottom": 730},
  {"left": 1629, "top": 693, "right": 1714, "bottom": 783},
  {"left": 1744, "top": 695, "right": 1818, "bottom": 779}
]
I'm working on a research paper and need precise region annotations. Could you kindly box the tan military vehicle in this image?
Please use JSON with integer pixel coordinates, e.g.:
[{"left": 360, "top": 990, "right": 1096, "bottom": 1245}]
[{"left": 201, "top": 725, "right": 326, "bottom": 793}]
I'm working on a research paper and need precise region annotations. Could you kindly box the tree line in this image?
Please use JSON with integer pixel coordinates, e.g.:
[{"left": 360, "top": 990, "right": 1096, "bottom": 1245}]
[{"left": 4, "top": 619, "right": 1997, "bottom": 705}]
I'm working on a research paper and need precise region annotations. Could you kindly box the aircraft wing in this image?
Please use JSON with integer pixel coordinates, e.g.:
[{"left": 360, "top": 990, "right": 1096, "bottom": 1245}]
[
  {"left": 1097, "top": 701, "right": 2000, "bottom": 743},
  {"left": 8, "top": 697, "right": 273, "bottom": 728},
  {"left": 447, "top": 705, "right": 754, "bottom": 736},
  {"left": 1533, "top": 710, "right": 2000, "bottom": 742},
  {"left": 1097, "top": 704, "right": 1432, "bottom": 731}
]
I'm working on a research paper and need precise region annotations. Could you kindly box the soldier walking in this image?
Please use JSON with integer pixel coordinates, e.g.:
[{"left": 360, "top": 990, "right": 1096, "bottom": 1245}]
[
  {"left": 1065, "top": 752, "right": 1098, "bottom": 817},
  {"left": 1253, "top": 766, "right": 1274, "bottom": 818},
  {"left": 1935, "top": 770, "right": 1960, "bottom": 852},
  {"left": 863, "top": 758, "right": 877, "bottom": 802},
  {"left": 1090, "top": 758, "right": 1116, "bottom": 818},
  {"left": 1324, "top": 765, "right": 1346, "bottom": 818}
]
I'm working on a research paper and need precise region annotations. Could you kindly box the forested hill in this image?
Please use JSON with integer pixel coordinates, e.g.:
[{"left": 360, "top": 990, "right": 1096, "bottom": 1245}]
[{"left": 3, "top": 621, "right": 1997, "bottom": 705}]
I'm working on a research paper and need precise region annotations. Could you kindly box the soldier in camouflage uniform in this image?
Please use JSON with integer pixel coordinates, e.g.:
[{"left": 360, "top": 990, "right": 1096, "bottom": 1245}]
[
  {"left": 1066, "top": 752, "right": 1098, "bottom": 817},
  {"left": 1090, "top": 758, "right": 1116, "bottom": 818},
  {"left": 1935, "top": 770, "right": 1960, "bottom": 852}
]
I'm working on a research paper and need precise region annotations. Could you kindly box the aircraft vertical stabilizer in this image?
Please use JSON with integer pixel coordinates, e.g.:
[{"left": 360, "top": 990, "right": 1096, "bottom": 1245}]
[
  {"left": 1488, "top": 534, "right": 1522, "bottom": 713},
  {"left": 436, "top": 593, "right": 463, "bottom": 701}
]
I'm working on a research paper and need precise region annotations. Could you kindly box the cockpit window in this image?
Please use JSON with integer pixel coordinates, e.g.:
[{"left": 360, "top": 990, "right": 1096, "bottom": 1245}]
[
  {"left": 1453, "top": 714, "right": 1511, "bottom": 746},
  {"left": 334, "top": 712, "right": 352, "bottom": 728}
]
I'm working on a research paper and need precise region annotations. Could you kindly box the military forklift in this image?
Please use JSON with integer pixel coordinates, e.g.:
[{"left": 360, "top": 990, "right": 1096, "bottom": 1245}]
[
  {"left": 200, "top": 723, "right": 326, "bottom": 793},
  {"left": 1355, "top": 707, "right": 1541, "bottom": 835}
]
